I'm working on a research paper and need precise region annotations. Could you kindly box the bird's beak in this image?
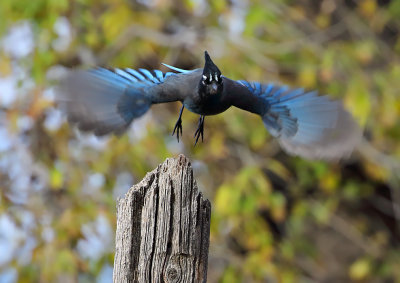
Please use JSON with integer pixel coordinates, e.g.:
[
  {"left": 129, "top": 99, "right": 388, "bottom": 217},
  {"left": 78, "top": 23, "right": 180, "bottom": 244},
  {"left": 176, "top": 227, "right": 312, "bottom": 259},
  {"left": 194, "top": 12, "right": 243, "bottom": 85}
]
[{"left": 209, "top": 82, "right": 219, "bottom": 95}]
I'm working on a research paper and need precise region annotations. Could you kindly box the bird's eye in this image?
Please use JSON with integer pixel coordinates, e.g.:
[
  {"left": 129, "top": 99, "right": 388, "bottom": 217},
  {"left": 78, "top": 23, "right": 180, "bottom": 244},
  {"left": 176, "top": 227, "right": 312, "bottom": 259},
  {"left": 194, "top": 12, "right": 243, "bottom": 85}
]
[{"left": 202, "top": 75, "right": 211, "bottom": 85}]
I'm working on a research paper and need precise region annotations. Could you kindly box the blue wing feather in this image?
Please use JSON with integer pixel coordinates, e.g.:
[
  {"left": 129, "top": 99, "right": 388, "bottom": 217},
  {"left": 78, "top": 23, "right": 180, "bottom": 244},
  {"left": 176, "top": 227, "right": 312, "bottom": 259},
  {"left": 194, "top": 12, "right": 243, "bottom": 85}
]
[
  {"left": 125, "top": 68, "right": 146, "bottom": 81},
  {"left": 114, "top": 68, "right": 138, "bottom": 82},
  {"left": 139, "top": 68, "right": 159, "bottom": 83},
  {"left": 58, "top": 66, "right": 178, "bottom": 136},
  {"left": 161, "top": 63, "right": 191, "bottom": 73},
  {"left": 153, "top": 70, "right": 164, "bottom": 82},
  {"left": 237, "top": 80, "right": 361, "bottom": 159}
]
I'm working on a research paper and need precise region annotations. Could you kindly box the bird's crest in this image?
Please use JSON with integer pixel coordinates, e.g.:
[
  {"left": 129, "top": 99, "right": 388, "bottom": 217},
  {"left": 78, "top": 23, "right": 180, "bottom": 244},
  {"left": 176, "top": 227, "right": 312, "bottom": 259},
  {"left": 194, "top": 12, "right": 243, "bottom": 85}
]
[{"left": 202, "top": 51, "right": 222, "bottom": 84}]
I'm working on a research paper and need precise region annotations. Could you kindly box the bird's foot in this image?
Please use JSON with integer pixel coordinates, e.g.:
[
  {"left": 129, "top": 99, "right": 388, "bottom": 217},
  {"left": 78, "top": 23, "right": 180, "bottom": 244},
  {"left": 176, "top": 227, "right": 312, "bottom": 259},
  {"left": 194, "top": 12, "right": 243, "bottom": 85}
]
[
  {"left": 194, "top": 115, "right": 205, "bottom": 146},
  {"left": 172, "top": 105, "right": 184, "bottom": 142},
  {"left": 172, "top": 118, "right": 183, "bottom": 142}
]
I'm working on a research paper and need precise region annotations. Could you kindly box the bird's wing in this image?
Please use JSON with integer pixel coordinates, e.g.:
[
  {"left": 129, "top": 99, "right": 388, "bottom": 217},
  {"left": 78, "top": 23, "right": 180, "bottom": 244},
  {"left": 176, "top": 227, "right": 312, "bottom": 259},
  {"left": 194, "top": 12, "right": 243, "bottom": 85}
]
[
  {"left": 56, "top": 67, "right": 194, "bottom": 136},
  {"left": 227, "top": 79, "right": 362, "bottom": 160}
]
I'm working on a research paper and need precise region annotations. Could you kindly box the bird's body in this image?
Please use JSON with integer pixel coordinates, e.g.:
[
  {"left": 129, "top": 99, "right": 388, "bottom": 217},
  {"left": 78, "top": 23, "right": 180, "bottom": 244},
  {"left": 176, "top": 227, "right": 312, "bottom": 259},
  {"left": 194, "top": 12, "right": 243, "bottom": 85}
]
[
  {"left": 57, "top": 51, "right": 361, "bottom": 160},
  {"left": 184, "top": 80, "right": 231, "bottom": 115},
  {"left": 148, "top": 69, "right": 232, "bottom": 115}
]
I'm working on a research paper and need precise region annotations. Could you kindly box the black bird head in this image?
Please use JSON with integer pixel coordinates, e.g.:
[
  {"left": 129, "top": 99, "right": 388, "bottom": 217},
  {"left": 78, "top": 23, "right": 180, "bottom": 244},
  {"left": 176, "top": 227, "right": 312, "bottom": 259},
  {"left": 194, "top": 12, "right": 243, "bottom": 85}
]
[{"left": 199, "top": 51, "right": 223, "bottom": 96}]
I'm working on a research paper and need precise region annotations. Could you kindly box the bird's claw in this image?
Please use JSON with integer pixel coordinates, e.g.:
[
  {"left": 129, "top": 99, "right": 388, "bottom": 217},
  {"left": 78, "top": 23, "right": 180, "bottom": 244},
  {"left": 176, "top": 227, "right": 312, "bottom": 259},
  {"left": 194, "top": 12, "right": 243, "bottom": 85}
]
[
  {"left": 172, "top": 105, "right": 184, "bottom": 142},
  {"left": 172, "top": 118, "right": 183, "bottom": 142},
  {"left": 194, "top": 116, "right": 205, "bottom": 146}
]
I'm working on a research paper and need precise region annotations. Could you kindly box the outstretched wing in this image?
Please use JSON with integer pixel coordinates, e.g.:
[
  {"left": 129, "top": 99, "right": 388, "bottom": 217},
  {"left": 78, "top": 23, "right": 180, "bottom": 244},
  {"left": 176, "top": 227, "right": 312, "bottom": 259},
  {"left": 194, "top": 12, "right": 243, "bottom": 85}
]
[
  {"left": 233, "top": 80, "right": 362, "bottom": 160},
  {"left": 56, "top": 67, "right": 179, "bottom": 136}
]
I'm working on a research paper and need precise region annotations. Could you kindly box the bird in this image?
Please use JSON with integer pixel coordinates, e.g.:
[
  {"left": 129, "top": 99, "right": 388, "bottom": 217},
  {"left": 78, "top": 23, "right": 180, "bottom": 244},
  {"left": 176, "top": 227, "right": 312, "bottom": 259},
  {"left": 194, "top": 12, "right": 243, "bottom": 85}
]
[{"left": 56, "top": 51, "right": 361, "bottom": 160}]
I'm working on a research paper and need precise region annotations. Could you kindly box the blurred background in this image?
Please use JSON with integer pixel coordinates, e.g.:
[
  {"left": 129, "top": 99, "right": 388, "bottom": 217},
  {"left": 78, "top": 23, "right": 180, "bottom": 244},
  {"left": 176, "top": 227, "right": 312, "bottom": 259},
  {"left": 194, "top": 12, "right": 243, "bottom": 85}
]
[{"left": 1, "top": 0, "right": 400, "bottom": 282}]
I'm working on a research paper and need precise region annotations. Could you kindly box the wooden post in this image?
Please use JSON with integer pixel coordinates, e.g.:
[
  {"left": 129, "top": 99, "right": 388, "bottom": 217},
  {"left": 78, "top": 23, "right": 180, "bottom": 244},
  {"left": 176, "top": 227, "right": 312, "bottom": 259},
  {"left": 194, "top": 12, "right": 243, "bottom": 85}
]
[{"left": 113, "top": 154, "right": 211, "bottom": 283}]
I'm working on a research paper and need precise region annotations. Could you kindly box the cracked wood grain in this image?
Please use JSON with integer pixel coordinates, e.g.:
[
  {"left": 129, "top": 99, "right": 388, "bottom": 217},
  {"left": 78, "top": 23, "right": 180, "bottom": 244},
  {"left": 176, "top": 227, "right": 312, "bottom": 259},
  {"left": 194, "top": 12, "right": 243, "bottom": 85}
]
[{"left": 113, "top": 154, "right": 211, "bottom": 283}]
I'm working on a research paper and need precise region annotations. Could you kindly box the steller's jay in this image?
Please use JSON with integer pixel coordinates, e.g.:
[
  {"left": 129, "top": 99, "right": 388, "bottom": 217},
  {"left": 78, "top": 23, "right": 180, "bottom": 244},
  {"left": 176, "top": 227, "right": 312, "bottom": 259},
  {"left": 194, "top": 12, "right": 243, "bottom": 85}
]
[{"left": 57, "top": 51, "right": 361, "bottom": 160}]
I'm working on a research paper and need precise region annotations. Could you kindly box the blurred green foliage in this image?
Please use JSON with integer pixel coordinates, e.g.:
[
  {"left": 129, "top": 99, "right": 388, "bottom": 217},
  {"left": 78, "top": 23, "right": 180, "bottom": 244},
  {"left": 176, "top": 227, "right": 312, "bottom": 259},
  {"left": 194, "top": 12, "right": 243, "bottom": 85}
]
[{"left": 1, "top": 0, "right": 400, "bottom": 282}]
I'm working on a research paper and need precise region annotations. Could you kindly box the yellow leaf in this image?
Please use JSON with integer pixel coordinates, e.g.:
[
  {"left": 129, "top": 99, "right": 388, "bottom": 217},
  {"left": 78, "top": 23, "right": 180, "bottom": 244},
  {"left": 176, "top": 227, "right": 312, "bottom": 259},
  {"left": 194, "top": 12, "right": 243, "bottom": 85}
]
[
  {"left": 344, "top": 77, "right": 371, "bottom": 127},
  {"left": 102, "top": 5, "right": 133, "bottom": 42},
  {"left": 380, "top": 91, "right": 398, "bottom": 127},
  {"left": 215, "top": 184, "right": 241, "bottom": 216},
  {"left": 0, "top": 54, "right": 12, "bottom": 76},
  {"left": 349, "top": 258, "right": 371, "bottom": 280},
  {"left": 355, "top": 41, "right": 375, "bottom": 64},
  {"left": 298, "top": 66, "right": 316, "bottom": 88},
  {"left": 364, "top": 161, "right": 389, "bottom": 181},
  {"left": 359, "top": 0, "right": 377, "bottom": 18},
  {"left": 320, "top": 172, "right": 339, "bottom": 194},
  {"left": 50, "top": 167, "right": 63, "bottom": 189},
  {"left": 269, "top": 192, "right": 286, "bottom": 222},
  {"left": 315, "top": 14, "right": 331, "bottom": 29}
]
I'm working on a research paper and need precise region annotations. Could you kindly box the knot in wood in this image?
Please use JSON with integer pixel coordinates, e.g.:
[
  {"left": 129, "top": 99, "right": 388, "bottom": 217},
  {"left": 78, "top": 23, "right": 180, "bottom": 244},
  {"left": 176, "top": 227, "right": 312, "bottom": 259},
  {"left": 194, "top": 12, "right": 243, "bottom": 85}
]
[{"left": 165, "top": 264, "right": 181, "bottom": 282}]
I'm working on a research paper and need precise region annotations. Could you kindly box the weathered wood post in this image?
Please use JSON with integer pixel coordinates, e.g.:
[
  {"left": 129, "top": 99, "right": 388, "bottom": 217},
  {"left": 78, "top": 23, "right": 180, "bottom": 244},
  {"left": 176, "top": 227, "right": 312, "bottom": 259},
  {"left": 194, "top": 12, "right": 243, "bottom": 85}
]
[{"left": 113, "top": 154, "right": 211, "bottom": 283}]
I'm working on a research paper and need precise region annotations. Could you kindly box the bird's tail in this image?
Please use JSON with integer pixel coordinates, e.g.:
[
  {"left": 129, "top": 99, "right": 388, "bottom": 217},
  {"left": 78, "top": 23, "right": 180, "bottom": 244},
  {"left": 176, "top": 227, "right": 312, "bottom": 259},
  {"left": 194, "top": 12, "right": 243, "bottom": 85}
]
[
  {"left": 56, "top": 68, "right": 152, "bottom": 136},
  {"left": 260, "top": 85, "right": 361, "bottom": 160}
]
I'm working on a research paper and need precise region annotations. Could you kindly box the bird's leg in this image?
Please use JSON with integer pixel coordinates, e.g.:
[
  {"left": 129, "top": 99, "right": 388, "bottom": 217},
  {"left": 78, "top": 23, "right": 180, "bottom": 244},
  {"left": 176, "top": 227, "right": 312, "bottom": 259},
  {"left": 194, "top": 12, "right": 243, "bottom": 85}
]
[
  {"left": 172, "top": 105, "right": 184, "bottom": 142},
  {"left": 194, "top": 115, "right": 205, "bottom": 146}
]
